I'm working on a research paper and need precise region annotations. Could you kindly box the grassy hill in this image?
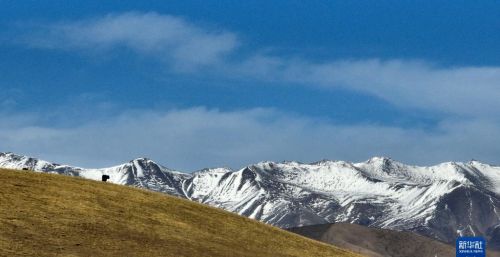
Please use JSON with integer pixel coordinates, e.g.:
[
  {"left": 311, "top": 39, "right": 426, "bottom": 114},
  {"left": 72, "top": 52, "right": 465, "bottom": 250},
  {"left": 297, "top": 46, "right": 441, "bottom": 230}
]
[{"left": 0, "top": 168, "right": 360, "bottom": 257}]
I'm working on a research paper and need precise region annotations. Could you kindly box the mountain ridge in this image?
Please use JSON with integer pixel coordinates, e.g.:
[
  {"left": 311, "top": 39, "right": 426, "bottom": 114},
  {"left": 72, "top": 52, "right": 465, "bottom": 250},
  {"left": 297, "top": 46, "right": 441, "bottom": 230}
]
[
  {"left": 1, "top": 167, "right": 358, "bottom": 257},
  {"left": 1, "top": 152, "right": 499, "bottom": 249}
]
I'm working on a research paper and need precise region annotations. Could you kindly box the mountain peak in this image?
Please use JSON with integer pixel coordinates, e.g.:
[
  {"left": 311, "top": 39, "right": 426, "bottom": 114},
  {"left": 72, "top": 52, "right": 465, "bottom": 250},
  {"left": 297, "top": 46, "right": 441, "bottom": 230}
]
[
  {"left": 365, "top": 156, "right": 394, "bottom": 164},
  {"left": 310, "top": 159, "right": 338, "bottom": 165},
  {"left": 0, "top": 152, "right": 20, "bottom": 158},
  {"left": 130, "top": 157, "right": 153, "bottom": 163},
  {"left": 194, "top": 167, "right": 233, "bottom": 174},
  {"left": 468, "top": 159, "right": 488, "bottom": 166}
]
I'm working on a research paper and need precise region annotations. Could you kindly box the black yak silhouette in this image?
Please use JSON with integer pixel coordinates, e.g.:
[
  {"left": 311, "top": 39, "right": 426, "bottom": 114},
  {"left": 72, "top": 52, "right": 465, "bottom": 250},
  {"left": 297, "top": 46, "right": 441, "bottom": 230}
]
[{"left": 102, "top": 175, "right": 110, "bottom": 182}]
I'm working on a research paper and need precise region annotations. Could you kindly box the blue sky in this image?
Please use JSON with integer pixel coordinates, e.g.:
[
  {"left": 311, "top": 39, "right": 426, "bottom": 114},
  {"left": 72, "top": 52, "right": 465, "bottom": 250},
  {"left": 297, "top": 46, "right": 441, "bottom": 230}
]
[{"left": 1, "top": 1, "right": 500, "bottom": 170}]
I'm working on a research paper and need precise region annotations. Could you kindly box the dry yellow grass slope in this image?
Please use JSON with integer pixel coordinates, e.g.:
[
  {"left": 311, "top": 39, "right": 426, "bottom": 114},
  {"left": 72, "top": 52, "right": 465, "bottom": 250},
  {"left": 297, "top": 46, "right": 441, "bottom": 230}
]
[{"left": 0, "top": 168, "right": 361, "bottom": 257}]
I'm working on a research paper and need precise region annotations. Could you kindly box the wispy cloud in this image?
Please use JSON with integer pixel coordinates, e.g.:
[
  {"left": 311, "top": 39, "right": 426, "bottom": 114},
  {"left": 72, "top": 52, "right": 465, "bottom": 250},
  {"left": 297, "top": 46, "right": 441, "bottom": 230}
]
[
  {"left": 1, "top": 108, "right": 499, "bottom": 170},
  {"left": 18, "top": 12, "right": 500, "bottom": 118},
  {"left": 6, "top": 12, "right": 500, "bottom": 168},
  {"left": 236, "top": 57, "right": 500, "bottom": 118},
  {"left": 22, "top": 12, "right": 238, "bottom": 70}
]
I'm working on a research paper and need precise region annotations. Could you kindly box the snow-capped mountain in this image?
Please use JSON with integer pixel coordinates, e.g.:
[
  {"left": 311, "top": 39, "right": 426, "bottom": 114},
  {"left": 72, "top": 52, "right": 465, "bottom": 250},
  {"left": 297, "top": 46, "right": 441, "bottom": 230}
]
[
  {"left": 0, "top": 153, "right": 189, "bottom": 196},
  {"left": 1, "top": 152, "right": 499, "bottom": 248}
]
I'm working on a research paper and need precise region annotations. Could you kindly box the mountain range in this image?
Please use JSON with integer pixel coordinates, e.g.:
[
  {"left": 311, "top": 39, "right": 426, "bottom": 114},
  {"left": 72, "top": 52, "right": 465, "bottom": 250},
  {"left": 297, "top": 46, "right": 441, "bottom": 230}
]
[
  {"left": 1, "top": 152, "right": 499, "bottom": 249},
  {"left": 1, "top": 167, "right": 357, "bottom": 257}
]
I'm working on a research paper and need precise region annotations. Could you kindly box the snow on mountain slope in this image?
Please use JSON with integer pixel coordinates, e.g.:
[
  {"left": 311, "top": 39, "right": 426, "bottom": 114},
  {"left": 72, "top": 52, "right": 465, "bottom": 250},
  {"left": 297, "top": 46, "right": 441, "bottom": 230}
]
[
  {"left": 1, "top": 152, "right": 499, "bottom": 248},
  {"left": 468, "top": 161, "right": 500, "bottom": 195},
  {"left": 80, "top": 158, "right": 190, "bottom": 196},
  {"left": 0, "top": 152, "right": 189, "bottom": 196}
]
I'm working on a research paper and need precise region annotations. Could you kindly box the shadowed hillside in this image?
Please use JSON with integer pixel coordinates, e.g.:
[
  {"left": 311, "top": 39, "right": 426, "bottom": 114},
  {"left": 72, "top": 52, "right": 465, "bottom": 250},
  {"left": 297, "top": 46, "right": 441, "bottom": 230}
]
[
  {"left": 289, "top": 223, "right": 500, "bottom": 257},
  {"left": 0, "top": 168, "right": 360, "bottom": 257}
]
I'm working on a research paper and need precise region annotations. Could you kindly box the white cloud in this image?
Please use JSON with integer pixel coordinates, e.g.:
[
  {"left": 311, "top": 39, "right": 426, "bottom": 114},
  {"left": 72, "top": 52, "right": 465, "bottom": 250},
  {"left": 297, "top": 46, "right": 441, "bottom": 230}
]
[
  {"left": 26, "top": 12, "right": 238, "bottom": 70},
  {"left": 8, "top": 13, "right": 500, "bottom": 168},
  {"left": 1, "top": 108, "right": 499, "bottom": 171},
  {"left": 20, "top": 13, "right": 500, "bottom": 118},
  {"left": 235, "top": 57, "right": 500, "bottom": 118}
]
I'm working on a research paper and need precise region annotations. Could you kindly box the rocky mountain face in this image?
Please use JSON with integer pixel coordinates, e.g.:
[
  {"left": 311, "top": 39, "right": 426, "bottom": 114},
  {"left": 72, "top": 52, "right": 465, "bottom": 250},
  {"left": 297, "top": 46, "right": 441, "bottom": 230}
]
[
  {"left": 289, "top": 223, "right": 500, "bottom": 257},
  {"left": 288, "top": 223, "right": 456, "bottom": 257},
  {"left": 1, "top": 152, "right": 499, "bottom": 248}
]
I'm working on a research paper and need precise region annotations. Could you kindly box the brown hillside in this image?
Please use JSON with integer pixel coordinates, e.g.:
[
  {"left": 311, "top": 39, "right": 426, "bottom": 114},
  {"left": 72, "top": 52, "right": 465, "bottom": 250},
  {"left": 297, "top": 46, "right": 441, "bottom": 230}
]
[
  {"left": 289, "top": 223, "right": 500, "bottom": 257},
  {"left": 0, "top": 168, "right": 360, "bottom": 257}
]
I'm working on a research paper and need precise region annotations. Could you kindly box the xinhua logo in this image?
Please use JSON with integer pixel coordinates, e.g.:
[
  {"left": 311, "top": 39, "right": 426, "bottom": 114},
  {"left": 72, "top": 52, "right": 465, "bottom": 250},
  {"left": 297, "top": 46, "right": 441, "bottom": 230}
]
[{"left": 456, "top": 237, "right": 486, "bottom": 257}]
